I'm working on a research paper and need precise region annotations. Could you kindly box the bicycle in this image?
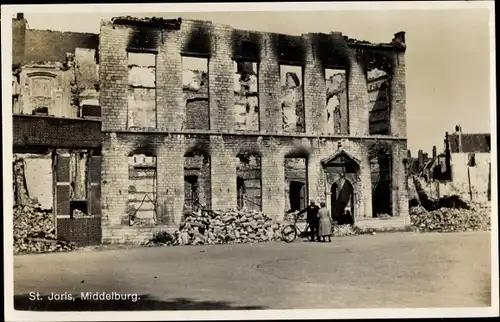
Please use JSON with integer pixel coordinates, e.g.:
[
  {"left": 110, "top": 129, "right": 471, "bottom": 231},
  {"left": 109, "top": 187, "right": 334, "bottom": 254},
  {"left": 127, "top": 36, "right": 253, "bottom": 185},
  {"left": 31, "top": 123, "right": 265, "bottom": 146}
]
[{"left": 281, "top": 211, "right": 315, "bottom": 243}]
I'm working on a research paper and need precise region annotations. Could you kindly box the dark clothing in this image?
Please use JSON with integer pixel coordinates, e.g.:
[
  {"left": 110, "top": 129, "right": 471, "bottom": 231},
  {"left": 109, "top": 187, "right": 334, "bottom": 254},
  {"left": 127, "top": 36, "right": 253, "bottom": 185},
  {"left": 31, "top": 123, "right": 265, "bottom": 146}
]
[
  {"left": 297, "top": 204, "right": 320, "bottom": 240},
  {"left": 297, "top": 204, "right": 320, "bottom": 223}
]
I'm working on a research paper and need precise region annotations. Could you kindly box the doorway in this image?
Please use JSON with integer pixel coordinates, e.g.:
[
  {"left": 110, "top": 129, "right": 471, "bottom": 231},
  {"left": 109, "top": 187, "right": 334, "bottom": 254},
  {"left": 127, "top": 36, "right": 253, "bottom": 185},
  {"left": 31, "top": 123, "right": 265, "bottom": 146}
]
[{"left": 330, "top": 178, "right": 354, "bottom": 225}]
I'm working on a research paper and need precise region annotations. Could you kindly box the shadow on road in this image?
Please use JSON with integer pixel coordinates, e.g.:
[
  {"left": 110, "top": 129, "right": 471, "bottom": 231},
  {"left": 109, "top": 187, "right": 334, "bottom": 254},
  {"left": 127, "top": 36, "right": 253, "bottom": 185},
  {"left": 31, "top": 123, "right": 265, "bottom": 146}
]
[{"left": 13, "top": 294, "right": 267, "bottom": 311}]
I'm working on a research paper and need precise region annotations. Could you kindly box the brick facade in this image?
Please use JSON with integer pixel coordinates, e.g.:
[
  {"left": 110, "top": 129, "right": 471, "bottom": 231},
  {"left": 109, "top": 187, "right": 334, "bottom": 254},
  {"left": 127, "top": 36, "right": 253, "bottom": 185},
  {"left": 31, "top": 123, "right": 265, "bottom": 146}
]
[{"left": 99, "top": 17, "right": 409, "bottom": 244}]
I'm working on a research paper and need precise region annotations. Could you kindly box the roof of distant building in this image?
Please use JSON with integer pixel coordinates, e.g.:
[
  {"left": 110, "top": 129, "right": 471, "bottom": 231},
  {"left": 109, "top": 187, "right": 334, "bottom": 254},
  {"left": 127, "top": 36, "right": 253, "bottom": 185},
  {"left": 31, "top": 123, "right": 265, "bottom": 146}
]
[
  {"left": 22, "top": 29, "right": 99, "bottom": 64},
  {"left": 448, "top": 133, "right": 491, "bottom": 153}
]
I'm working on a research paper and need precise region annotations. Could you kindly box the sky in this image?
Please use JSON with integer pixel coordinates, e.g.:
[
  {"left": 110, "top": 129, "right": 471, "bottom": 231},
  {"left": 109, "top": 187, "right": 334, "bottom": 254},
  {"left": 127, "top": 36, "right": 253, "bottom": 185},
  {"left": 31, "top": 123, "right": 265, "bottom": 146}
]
[{"left": 20, "top": 8, "right": 494, "bottom": 154}]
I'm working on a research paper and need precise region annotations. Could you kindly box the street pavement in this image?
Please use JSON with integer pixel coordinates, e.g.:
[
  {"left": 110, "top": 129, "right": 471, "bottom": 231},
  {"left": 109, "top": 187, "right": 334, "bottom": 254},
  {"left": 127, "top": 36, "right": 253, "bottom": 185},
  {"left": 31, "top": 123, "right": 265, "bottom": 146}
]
[{"left": 13, "top": 231, "right": 492, "bottom": 310}]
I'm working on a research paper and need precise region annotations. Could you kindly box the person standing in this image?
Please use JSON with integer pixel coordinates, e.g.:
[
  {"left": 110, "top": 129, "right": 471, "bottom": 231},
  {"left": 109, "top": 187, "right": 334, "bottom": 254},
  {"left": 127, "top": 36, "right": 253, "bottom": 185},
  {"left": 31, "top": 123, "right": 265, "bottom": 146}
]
[
  {"left": 296, "top": 200, "right": 320, "bottom": 241},
  {"left": 317, "top": 202, "right": 332, "bottom": 242}
]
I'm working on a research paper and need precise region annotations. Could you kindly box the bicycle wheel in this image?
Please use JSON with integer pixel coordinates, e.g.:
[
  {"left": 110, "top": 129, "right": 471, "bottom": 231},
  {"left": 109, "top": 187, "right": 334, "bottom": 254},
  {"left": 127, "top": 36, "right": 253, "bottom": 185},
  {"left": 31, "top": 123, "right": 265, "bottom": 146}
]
[{"left": 281, "top": 224, "right": 298, "bottom": 243}]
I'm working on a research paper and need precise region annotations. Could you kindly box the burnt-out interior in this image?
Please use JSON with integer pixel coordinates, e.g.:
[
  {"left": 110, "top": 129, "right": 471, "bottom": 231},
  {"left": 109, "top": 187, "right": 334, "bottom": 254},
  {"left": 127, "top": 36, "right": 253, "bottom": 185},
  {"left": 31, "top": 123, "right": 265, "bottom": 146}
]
[
  {"left": 281, "top": 65, "right": 305, "bottom": 133},
  {"left": 284, "top": 157, "right": 308, "bottom": 212},
  {"left": 183, "top": 56, "right": 209, "bottom": 130},
  {"left": 363, "top": 50, "right": 393, "bottom": 136},
  {"left": 236, "top": 152, "right": 262, "bottom": 211},
  {"left": 368, "top": 142, "right": 392, "bottom": 217},
  {"left": 184, "top": 151, "right": 211, "bottom": 213},
  {"left": 325, "top": 68, "right": 348, "bottom": 135},
  {"left": 234, "top": 60, "right": 259, "bottom": 131},
  {"left": 127, "top": 154, "right": 157, "bottom": 225},
  {"left": 127, "top": 52, "right": 157, "bottom": 129}
]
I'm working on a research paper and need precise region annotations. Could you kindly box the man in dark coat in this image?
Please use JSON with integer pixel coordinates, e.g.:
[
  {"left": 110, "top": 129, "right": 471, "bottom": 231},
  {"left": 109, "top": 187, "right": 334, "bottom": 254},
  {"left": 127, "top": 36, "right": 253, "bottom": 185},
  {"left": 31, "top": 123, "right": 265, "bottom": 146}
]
[{"left": 296, "top": 200, "right": 320, "bottom": 241}]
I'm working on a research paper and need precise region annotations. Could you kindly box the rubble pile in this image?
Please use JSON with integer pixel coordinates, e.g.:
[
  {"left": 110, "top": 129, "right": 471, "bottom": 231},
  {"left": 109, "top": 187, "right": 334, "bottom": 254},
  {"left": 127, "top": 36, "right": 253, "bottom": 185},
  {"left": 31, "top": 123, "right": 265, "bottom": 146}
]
[
  {"left": 332, "top": 224, "right": 357, "bottom": 237},
  {"left": 410, "top": 203, "right": 491, "bottom": 233},
  {"left": 145, "top": 209, "right": 284, "bottom": 246},
  {"left": 13, "top": 203, "right": 77, "bottom": 254}
]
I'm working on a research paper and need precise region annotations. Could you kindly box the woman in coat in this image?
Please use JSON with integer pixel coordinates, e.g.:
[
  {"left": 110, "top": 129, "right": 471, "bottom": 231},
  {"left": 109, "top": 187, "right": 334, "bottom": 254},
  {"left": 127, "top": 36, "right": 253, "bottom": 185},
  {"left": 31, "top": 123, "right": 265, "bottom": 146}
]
[{"left": 317, "top": 202, "right": 332, "bottom": 242}]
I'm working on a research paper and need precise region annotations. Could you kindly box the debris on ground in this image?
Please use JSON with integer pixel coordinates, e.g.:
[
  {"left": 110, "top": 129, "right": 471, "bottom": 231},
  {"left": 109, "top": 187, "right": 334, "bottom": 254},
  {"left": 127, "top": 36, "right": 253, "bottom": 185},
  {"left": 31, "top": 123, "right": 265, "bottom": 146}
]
[
  {"left": 144, "top": 208, "right": 284, "bottom": 246},
  {"left": 332, "top": 224, "right": 357, "bottom": 237},
  {"left": 13, "top": 202, "right": 78, "bottom": 255},
  {"left": 409, "top": 203, "right": 491, "bottom": 233}
]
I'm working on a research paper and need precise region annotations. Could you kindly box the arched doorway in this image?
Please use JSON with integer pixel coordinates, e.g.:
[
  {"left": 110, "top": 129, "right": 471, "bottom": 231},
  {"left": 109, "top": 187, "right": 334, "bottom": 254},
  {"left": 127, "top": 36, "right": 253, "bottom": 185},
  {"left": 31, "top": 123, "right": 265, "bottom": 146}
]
[{"left": 330, "top": 177, "right": 355, "bottom": 225}]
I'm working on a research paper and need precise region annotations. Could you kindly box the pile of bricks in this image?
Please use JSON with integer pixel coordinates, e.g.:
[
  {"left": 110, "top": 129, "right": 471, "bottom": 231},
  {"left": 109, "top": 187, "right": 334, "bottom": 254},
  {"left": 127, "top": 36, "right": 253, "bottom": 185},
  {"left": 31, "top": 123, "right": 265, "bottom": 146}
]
[
  {"left": 409, "top": 203, "right": 491, "bottom": 233},
  {"left": 13, "top": 203, "right": 77, "bottom": 254},
  {"left": 145, "top": 209, "right": 284, "bottom": 246}
]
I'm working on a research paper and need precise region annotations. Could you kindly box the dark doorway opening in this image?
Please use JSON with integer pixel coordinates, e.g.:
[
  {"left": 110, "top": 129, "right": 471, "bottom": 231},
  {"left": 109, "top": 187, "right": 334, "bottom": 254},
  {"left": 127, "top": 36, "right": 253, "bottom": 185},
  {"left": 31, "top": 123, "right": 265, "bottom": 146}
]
[
  {"left": 237, "top": 176, "right": 246, "bottom": 210},
  {"left": 331, "top": 179, "right": 354, "bottom": 225},
  {"left": 289, "top": 181, "right": 306, "bottom": 212}
]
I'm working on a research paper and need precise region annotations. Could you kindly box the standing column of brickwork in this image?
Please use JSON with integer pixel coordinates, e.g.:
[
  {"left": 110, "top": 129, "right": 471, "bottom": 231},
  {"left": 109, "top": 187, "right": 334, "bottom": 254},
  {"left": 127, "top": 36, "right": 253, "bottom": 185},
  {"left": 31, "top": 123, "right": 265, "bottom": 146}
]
[
  {"left": 390, "top": 51, "right": 407, "bottom": 138},
  {"left": 157, "top": 29, "right": 184, "bottom": 131},
  {"left": 346, "top": 48, "right": 369, "bottom": 137},
  {"left": 208, "top": 24, "right": 234, "bottom": 132},
  {"left": 101, "top": 134, "right": 129, "bottom": 226},
  {"left": 259, "top": 33, "right": 282, "bottom": 134},
  {"left": 306, "top": 138, "right": 325, "bottom": 205},
  {"left": 391, "top": 140, "right": 409, "bottom": 218},
  {"left": 358, "top": 142, "right": 373, "bottom": 219},
  {"left": 261, "top": 138, "right": 285, "bottom": 220},
  {"left": 210, "top": 136, "right": 238, "bottom": 210},
  {"left": 99, "top": 23, "right": 129, "bottom": 131},
  {"left": 303, "top": 34, "right": 327, "bottom": 135},
  {"left": 156, "top": 135, "right": 185, "bottom": 225}
]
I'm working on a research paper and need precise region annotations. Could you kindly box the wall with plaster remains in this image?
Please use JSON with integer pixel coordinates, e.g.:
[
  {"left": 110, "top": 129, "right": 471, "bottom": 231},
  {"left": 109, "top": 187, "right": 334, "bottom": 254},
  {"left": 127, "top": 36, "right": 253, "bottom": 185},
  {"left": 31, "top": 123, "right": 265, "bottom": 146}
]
[
  {"left": 14, "top": 153, "right": 53, "bottom": 210},
  {"left": 450, "top": 152, "right": 491, "bottom": 203}
]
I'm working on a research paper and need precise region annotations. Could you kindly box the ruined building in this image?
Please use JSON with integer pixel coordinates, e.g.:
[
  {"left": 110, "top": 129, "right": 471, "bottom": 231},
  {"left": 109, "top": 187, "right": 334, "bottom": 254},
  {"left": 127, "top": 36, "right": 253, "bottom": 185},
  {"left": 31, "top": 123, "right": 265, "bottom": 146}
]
[
  {"left": 99, "top": 16, "right": 409, "bottom": 242},
  {"left": 12, "top": 14, "right": 102, "bottom": 245},
  {"left": 12, "top": 15, "right": 409, "bottom": 245}
]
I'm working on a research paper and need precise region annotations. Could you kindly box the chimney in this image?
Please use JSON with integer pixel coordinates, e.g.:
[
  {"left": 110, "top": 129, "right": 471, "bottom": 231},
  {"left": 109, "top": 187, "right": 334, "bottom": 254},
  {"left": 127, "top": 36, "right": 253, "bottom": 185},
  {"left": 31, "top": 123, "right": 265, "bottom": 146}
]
[
  {"left": 455, "top": 125, "right": 463, "bottom": 153},
  {"left": 392, "top": 31, "right": 406, "bottom": 47},
  {"left": 12, "top": 13, "right": 27, "bottom": 66},
  {"left": 418, "top": 150, "right": 424, "bottom": 166},
  {"left": 423, "top": 153, "right": 429, "bottom": 163},
  {"left": 432, "top": 146, "right": 437, "bottom": 159}
]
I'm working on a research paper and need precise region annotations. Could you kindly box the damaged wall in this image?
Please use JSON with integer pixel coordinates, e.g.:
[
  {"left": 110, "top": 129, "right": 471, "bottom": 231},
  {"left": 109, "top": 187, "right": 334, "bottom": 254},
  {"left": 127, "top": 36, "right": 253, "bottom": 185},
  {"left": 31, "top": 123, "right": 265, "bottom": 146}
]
[
  {"left": 127, "top": 155, "right": 157, "bottom": 225},
  {"left": 450, "top": 152, "right": 491, "bottom": 202},
  {"left": 99, "top": 18, "right": 409, "bottom": 243},
  {"left": 13, "top": 153, "right": 53, "bottom": 210}
]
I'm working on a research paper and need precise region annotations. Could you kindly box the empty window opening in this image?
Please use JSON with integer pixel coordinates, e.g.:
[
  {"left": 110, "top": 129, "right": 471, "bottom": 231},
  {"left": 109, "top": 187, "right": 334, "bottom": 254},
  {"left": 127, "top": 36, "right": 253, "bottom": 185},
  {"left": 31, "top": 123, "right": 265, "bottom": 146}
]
[
  {"left": 236, "top": 153, "right": 262, "bottom": 211},
  {"left": 284, "top": 157, "right": 307, "bottom": 212},
  {"left": 280, "top": 65, "right": 304, "bottom": 132},
  {"left": 369, "top": 143, "right": 392, "bottom": 217},
  {"left": 183, "top": 56, "right": 209, "bottom": 130},
  {"left": 128, "top": 154, "right": 157, "bottom": 225},
  {"left": 184, "top": 152, "right": 211, "bottom": 214},
  {"left": 127, "top": 52, "right": 156, "bottom": 129},
  {"left": 367, "top": 68, "right": 391, "bottom": 135},
  {"left": 234, "top": 61, "right": 259, "bottom": 131},
  {"left": 325, "top": 69, "right": 348, "bottom": 135}
]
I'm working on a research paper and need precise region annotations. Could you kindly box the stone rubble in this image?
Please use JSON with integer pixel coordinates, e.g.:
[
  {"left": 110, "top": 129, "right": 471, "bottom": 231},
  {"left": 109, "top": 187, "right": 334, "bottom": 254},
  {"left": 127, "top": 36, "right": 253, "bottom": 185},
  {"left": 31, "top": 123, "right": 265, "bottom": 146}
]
[
  {"left": 13, "top": 201, "right": 77, "bottom": 255},
  {"left": 145, "top": 208, "right": 284, "bottom": 246}
]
